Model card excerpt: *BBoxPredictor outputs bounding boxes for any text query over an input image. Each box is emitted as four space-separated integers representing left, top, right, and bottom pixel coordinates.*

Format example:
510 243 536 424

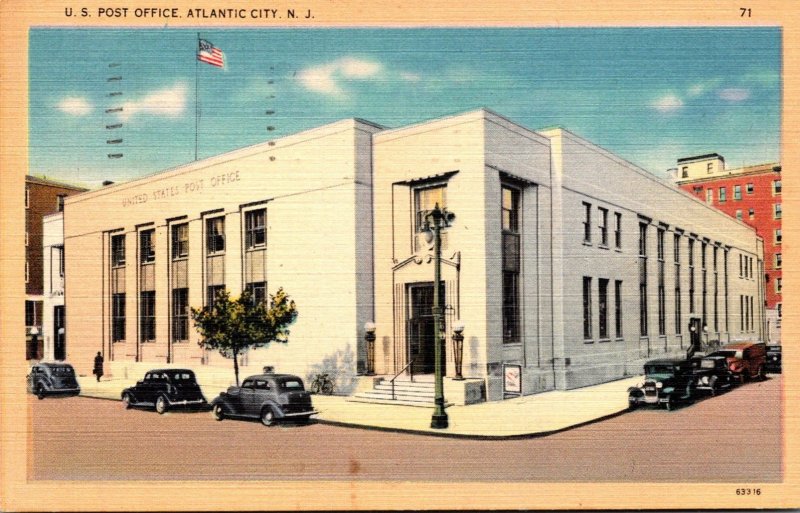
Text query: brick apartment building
25 175 87 360
673 154 782 343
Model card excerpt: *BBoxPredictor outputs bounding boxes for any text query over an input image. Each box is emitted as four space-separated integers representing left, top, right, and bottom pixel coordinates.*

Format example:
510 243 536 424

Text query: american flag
197 39 224 68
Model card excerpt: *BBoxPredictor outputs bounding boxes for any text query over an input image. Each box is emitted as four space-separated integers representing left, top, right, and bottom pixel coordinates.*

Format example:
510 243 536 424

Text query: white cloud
651 94 684 113
58 97 92 116
719 88 750 102
297 57 383 97
119 83 188 121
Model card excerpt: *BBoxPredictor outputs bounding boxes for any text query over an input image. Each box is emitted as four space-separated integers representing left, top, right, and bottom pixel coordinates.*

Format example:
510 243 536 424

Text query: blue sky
29 28 781 187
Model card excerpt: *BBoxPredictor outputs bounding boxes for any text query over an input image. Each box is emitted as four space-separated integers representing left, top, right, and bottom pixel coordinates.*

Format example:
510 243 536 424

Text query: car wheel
36 384 45 400
212 404 225 421
709 377 718 397
261 407 275 427
155 395 169 415
122 393 133 409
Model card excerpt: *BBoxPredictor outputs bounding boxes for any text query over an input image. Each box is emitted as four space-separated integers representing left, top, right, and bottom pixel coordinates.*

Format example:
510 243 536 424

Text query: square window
245 209 267 249
746 183 754 194
748 208 755 220
735 210 742 221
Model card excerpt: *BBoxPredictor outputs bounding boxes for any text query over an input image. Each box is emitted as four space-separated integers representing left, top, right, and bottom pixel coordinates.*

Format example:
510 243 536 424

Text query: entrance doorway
406 282 445 375
54 306 66 361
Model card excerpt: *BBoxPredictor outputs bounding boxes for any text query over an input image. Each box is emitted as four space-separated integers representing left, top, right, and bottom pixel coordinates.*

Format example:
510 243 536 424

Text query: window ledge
583 339 594 344
598 338 611 343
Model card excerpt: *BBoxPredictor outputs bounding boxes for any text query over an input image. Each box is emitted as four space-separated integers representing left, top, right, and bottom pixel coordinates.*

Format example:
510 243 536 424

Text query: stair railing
389 358 415 400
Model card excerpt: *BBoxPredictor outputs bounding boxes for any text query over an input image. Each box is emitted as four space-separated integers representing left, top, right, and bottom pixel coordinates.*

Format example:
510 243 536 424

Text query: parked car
691 355 736 396
121 369 207 414
27 362 81 399
628 359 696 411
706 342 767 383
210 372 317 426
765 345 782 374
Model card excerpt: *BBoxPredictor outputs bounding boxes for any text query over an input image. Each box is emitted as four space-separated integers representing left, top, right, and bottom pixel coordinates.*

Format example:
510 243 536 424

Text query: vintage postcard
1 0 798 510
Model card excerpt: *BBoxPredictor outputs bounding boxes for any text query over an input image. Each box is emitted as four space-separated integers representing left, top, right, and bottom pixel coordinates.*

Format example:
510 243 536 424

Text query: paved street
28 376 781 482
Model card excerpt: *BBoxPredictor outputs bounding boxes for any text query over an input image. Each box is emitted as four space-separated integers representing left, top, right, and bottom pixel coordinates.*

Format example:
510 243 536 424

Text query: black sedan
765 345 781 374
210 372 317 426
27 362 81 399
121 369 207 414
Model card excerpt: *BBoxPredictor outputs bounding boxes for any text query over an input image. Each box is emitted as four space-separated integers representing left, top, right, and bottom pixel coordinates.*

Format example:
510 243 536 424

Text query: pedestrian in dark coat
93 352 104 382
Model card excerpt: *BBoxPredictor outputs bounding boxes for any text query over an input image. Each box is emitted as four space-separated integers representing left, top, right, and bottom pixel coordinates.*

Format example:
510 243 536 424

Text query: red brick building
26 176 87 359
674 154 782 342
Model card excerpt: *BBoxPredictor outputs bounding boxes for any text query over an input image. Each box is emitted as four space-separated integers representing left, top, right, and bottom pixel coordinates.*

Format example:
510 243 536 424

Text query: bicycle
309 373 335 395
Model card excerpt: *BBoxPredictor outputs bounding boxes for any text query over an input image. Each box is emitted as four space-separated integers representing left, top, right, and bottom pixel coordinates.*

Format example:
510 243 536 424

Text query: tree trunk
233 345 240 386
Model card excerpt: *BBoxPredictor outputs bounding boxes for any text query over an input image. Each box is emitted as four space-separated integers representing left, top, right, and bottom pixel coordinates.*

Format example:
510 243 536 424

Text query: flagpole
195 32 199 161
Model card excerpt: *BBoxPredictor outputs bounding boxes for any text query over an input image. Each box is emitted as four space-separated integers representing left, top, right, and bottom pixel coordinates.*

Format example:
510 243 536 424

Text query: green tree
190 288 298 386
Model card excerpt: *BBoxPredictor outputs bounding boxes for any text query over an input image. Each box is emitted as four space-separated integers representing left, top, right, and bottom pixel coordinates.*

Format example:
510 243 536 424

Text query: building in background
25 176 86 360
673 154 782 343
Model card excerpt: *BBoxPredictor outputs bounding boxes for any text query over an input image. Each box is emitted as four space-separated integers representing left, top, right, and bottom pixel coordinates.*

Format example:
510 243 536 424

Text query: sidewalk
77 374 643 438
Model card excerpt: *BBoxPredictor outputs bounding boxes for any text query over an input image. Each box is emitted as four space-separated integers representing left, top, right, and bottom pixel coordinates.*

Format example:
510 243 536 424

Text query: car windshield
51 366 74 376
280 379 304 390
645 365 673 375
700 359 717 369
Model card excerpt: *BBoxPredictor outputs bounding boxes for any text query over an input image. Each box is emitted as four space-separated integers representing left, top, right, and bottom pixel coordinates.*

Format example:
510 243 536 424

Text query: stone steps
348 378 447 407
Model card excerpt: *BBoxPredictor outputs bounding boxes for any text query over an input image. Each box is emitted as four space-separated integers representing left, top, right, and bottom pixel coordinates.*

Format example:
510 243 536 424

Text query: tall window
57 194 66 212
774 204 782 219
724 250 729 332
776 277 782 294
206 217 225 254
614 212 622 249
638 222 648 337
111 234 126 267
776 229 782 244
25 186 29 208
614 280 623 339
657 228 666 336
583 202 592 243
735 210 742 221
674 233 681 334
25 300 38 326
598 207 609 246
713 246 719 332
681 166 688 178
172 223 189 259
688 239 695 313
746 183 754 195
502 185 521 344
112 293 126 342
414 185 446 233
719 187 727 203
139 291 156 342
583 276 593 340
701 242 707 327
598 278 609 340
55 245 65 278
140 229 155 264
775 253 782 269
245 209 267 249
734 185 742 200
774 180 782 195
172 288 189 342
706 189 713 204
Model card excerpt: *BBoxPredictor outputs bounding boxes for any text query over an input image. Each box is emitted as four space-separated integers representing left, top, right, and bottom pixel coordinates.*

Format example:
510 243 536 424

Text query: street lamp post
424 203 454 429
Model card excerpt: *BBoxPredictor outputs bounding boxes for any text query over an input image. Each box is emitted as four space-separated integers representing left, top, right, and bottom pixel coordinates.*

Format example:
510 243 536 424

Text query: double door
406 282 445 375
